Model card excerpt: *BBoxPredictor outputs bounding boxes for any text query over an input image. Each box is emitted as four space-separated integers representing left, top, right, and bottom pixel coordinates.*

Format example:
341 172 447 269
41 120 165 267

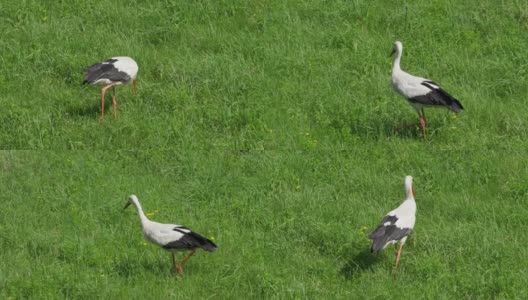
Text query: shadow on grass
340 248 381 279
330 116 424 140
66 102 103 118
113 258 169 277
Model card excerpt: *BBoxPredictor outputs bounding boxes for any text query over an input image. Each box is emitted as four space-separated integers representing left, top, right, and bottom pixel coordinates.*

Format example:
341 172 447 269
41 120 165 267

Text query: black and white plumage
124 195 216 275
391 41 464 137
83 57 138 122
369 176 416 274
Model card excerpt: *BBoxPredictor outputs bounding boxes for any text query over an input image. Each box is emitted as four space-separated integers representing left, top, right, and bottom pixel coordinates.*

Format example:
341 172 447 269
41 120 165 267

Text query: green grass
1 0 526 149
1 151 528 298
1 0 528 298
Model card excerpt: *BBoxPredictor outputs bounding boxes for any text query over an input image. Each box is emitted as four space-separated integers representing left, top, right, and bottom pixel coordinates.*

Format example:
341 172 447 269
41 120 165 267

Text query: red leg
420 109 427 138
419 116 426 138
112 86 118 120
99 84 113 123
176 250 196 275
133 80 138 96
392 243 404 275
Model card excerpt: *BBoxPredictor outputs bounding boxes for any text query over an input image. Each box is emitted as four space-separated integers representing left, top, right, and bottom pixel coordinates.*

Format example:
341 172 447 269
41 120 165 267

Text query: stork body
124 195 216 275
369 176 416 274
83 57 138 122
391 41 463 137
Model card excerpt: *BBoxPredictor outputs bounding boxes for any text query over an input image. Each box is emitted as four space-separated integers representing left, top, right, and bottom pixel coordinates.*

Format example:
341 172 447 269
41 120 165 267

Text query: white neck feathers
129 195 150 226
404 176 414 200
392 47 402 75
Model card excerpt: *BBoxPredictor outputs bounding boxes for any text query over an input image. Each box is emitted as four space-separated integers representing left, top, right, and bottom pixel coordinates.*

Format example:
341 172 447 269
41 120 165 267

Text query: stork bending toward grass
391 41 463 137
369 176 416 275
124 195 217 276
83 57 138 122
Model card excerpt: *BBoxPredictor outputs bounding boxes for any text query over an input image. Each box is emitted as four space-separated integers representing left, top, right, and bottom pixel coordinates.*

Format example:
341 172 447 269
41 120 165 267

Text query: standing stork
391 41 464 137
369 176 416 275
124 195 217 275
83 57 138 122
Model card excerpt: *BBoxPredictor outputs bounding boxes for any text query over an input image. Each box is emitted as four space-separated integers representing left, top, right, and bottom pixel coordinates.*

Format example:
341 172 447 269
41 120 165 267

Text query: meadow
1 0 528 298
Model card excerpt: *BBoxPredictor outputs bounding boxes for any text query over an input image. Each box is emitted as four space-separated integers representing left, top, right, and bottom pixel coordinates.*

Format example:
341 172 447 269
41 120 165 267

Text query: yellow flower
146 210 158 217
142 242 148 246
359 226 369 237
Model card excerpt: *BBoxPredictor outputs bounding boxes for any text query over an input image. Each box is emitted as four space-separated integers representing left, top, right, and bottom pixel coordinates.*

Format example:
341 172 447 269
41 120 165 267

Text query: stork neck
392 49 402 74
131 200 149 226
405 180 415 200
405 194 415 202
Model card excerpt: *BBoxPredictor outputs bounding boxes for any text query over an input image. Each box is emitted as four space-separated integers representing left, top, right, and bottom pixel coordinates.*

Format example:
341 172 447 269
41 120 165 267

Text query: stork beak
412 186 416 198
389 48 396 57
123 202 131 210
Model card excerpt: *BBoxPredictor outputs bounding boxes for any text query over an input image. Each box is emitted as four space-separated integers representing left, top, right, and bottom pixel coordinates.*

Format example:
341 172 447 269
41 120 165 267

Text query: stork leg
419 109 427 138
112 86 118 120
392 243 404 275
171 253 178 273
99 84 114 123
133 79 138 96
176 250 196 275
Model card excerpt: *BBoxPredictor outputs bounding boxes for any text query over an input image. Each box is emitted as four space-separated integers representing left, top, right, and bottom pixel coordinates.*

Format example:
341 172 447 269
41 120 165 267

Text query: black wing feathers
83 60 130 84
163 227 217 252
408 80 464 113
369 215 412 252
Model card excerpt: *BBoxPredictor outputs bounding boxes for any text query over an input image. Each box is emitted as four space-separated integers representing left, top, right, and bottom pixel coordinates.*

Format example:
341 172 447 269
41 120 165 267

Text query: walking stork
391 41 464 137
369 176 416 274
123 195 217 276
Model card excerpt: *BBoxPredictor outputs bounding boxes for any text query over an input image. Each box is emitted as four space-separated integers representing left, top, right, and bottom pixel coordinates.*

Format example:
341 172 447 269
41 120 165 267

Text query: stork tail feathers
201 239 217 252
435 87 464 113
370 240 385 253
188 231 217 252
369 228 385 252
449 98 464 113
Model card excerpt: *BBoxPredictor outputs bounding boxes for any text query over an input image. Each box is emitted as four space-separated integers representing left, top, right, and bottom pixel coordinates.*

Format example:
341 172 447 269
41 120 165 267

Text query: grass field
1 0 528 298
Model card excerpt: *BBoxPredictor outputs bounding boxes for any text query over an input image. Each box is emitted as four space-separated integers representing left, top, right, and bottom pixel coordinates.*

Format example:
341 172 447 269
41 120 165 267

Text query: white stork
83 57 138 122
369 176 416 274
391 41 464 137
124 195 217 275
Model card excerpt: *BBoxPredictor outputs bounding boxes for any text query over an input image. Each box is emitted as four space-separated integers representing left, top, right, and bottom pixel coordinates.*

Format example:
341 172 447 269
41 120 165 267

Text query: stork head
404 175 415 199
124 194 139 210
391 41 403 57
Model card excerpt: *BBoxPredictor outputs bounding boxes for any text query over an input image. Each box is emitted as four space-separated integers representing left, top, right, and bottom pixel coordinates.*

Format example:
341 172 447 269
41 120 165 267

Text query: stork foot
176 264 184 275
171 265 183 275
